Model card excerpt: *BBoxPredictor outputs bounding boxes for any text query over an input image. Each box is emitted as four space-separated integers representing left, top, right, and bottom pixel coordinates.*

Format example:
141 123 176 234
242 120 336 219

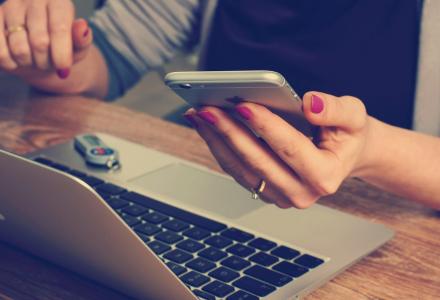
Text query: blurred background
73 0 197 120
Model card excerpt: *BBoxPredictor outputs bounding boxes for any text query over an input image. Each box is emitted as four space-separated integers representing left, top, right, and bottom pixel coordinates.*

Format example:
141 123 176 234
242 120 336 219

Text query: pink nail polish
311 94 324 114
184 114 198 128
57 68 70 79
83 28 90 38
197 111 217 125
236 106 252 120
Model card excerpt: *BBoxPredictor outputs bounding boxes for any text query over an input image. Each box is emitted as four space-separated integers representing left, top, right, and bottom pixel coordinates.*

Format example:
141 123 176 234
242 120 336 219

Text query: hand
0 0 93 79
184 92 373 209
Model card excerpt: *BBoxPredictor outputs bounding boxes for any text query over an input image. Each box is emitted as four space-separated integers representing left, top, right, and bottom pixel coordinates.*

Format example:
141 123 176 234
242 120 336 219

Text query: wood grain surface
0 78 439 300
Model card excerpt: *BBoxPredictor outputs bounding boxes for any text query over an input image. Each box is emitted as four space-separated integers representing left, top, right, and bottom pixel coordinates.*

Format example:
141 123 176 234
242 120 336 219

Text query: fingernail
236 106 252 120
184 114 198 128
311 94 324 114
57 68 70 79
197 111 217 125
83 28 90 38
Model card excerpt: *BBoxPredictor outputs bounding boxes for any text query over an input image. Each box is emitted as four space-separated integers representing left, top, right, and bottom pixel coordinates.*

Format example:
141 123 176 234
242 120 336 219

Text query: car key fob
74 134 120 169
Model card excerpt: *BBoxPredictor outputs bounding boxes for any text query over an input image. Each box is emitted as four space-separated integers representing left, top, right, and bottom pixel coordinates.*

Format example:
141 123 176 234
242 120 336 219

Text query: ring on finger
251 179 266 200
6 25 27 36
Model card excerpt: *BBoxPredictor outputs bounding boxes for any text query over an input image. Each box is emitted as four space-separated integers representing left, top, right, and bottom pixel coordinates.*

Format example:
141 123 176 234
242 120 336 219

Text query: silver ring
251 179 266 200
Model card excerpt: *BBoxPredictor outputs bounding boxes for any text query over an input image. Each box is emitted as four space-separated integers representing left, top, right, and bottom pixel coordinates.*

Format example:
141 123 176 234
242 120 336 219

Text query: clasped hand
0 0 91 77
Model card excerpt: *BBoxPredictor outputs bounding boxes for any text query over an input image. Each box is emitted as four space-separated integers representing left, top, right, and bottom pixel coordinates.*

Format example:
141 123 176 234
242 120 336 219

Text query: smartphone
164 70 312 136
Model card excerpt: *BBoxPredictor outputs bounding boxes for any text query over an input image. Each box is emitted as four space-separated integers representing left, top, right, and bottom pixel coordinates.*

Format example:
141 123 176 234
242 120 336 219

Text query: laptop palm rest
129 163 264 219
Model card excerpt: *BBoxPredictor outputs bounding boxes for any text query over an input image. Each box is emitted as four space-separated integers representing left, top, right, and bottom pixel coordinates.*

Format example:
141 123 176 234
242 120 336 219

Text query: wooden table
0 77 439 300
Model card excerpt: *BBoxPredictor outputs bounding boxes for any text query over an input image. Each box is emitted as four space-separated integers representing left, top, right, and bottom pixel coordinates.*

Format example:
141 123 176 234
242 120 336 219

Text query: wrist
350 116 388 180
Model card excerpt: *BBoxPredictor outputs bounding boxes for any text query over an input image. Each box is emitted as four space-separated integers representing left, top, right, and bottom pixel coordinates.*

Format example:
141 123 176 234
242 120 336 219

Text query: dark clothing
204 0 420 129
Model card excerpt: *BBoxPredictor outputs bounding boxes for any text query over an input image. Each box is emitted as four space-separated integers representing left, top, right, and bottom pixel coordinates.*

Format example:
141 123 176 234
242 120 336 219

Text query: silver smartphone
165 70 312 136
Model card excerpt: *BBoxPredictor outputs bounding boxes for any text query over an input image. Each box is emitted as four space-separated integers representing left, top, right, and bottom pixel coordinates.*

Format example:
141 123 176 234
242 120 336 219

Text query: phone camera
179 83 192 89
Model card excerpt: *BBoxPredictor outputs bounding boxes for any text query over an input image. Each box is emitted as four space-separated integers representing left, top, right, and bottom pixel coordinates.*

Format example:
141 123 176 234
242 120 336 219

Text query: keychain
74 134 120 170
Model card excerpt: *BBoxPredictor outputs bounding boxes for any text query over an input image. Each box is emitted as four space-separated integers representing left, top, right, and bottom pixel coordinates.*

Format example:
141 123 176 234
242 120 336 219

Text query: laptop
0 133 393 299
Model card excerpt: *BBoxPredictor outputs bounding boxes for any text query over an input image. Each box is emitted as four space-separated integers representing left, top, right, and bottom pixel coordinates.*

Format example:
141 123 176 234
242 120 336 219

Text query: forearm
15 45 108 99
357 117 440 209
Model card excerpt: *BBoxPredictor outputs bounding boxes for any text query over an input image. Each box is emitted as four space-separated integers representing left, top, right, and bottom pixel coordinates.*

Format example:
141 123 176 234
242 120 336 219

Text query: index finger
48 0 74 70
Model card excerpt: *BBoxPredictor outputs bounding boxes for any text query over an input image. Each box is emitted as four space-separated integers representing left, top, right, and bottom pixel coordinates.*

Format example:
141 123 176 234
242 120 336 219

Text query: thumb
72 18 93 61
303 91 368 132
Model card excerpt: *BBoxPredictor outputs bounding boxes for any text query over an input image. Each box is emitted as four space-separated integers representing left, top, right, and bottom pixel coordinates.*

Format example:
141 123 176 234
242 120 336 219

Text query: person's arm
184 92 440 210
14 43 109 98
356 118 440 208
0 0 201 99
88 0 202 100
0 0 107 96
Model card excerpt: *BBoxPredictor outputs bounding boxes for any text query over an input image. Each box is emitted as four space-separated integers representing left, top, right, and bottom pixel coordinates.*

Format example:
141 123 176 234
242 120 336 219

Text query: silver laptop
0 133 393 299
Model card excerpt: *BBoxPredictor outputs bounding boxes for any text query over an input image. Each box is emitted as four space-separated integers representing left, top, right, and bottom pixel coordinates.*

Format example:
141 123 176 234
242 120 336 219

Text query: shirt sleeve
89 0 202 100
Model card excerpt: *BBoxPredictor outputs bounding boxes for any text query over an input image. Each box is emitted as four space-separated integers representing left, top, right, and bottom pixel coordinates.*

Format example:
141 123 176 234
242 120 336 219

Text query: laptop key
244 265 292 287
121 214 141 227
183 227 211 240
249 252 279 266
176 239 205 253
221 228 254 243
248 238 277 252
155 231 183 244
134 222 161 236
186 257 216 273
96 183 126 195
81 176 104 187
294 254 324 269
226 290 259 300
221 256 251 271
205 235 233 249
142 212 169 224
137 233 151 244
209 267 240 282
232 276 276 297
272 261 308 278
193 290 215 300
198 247 228 262
122 204 149 217
121 192 227 232
164 249 193 264
97 191 114 201
166 262 187 276
97 191 112 200
226 244 255 258
34 157 54 166
203 280 235 297
106 197 130 209
67 169 87 178
162 219 190 232
50 162 71 172
147 241 171 255
180 271 210 287
271 246 300 260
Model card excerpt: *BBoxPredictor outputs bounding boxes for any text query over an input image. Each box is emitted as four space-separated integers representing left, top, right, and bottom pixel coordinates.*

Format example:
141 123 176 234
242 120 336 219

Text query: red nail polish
197 111 217 125
311 94 324 114
83 28 90 38
184 114 198 128
57 68 70 79
236 106 252 120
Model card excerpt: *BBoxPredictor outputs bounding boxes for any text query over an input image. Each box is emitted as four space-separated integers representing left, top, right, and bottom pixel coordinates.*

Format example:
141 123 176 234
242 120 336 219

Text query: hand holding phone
164 70 313 136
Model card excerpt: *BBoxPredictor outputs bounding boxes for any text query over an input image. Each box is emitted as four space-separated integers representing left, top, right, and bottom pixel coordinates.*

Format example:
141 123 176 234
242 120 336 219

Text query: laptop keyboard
33 157 326 299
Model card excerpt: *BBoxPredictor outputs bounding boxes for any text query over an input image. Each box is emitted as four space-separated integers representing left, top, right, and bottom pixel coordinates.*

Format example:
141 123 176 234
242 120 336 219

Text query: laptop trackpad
129 163 264 219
